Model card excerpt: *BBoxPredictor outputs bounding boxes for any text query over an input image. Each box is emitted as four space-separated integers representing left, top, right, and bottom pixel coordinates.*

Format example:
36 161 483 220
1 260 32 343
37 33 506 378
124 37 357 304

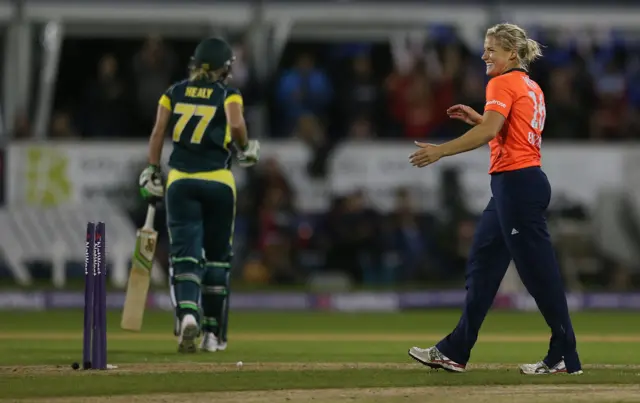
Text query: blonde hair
189 68 217 82
486 23 543 70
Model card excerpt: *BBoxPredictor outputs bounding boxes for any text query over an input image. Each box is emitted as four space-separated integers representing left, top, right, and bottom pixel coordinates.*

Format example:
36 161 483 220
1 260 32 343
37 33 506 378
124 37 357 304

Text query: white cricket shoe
408 346 466 372
177 314 199 354
200 332 218 352
519 360 583 375
200 332 227 352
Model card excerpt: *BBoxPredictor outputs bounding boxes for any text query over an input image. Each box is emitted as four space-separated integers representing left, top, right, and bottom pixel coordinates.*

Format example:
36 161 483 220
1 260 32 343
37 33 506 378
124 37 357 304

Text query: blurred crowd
11 25 640 289
235 159 478 287
13 26 640 142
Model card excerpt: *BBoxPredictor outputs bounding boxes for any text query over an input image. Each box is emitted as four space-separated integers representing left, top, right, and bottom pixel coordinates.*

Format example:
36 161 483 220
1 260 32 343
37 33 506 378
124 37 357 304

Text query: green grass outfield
0 310 639 402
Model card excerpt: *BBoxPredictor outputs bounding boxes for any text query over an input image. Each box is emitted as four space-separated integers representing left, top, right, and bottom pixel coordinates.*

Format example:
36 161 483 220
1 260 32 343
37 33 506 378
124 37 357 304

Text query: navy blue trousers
436 167 581 372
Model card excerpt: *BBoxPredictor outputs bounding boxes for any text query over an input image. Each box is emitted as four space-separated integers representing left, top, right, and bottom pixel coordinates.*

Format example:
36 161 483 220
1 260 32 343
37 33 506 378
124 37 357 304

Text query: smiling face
482 35 517 77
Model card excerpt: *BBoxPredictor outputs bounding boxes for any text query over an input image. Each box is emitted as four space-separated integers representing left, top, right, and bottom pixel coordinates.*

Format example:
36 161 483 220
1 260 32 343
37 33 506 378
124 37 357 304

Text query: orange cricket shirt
485 69 545 174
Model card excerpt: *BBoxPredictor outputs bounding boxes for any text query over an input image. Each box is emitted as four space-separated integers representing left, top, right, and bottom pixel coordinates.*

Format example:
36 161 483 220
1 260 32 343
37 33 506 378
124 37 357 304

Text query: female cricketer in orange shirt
408 23 583 375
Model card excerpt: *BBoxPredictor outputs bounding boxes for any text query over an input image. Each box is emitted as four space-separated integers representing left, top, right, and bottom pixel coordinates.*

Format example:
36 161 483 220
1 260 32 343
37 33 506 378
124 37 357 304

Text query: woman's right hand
446 104 483 126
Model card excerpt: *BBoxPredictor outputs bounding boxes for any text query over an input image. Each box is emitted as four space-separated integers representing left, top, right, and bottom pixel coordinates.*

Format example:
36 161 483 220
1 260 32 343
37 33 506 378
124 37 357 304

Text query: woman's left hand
409 141 444 168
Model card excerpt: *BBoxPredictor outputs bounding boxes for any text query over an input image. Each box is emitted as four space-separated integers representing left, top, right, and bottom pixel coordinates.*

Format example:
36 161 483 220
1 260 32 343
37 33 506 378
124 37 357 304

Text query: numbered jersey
159 79 243 173
484 69 545 174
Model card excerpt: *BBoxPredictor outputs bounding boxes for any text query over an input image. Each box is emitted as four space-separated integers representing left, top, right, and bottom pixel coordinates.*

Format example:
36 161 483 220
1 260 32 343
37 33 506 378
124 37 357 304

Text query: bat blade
121 228 157 331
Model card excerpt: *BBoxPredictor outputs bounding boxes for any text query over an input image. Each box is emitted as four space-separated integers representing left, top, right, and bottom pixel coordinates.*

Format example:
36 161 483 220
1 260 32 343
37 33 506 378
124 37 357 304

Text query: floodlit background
1 0 640 311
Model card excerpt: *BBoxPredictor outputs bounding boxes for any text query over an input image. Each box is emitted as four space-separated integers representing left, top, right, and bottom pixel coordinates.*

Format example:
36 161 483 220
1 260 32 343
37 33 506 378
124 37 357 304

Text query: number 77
172 103 218 144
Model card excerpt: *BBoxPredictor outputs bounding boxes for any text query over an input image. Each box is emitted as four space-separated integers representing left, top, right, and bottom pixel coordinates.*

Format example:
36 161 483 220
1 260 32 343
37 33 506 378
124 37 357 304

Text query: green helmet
190 37 235 80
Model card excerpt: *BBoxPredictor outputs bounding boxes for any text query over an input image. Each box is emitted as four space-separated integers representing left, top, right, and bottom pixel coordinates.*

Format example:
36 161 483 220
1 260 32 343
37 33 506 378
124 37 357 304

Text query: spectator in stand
132 35 177 132
544 67 590 139
227 41 262 106
628 107 640 138
385 30 456 139
275 53 333 136
295 114 327 150
386 60 453 139
590 59 630 140
253 157 296 213
245 157 296 249
347 116 376 140
50 111 80 139
294 114 333 177
325 190 383 284
82 54 131 138
626 54 640 138
258 186 299 284
383 187 428 282
338 52 383 134
13 110 31 139
449 69 486 138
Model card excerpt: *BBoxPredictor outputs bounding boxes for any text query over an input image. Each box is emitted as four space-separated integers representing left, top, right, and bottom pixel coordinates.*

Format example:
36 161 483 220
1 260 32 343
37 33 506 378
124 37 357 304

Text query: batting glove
139 165 164 202
237 140 260 168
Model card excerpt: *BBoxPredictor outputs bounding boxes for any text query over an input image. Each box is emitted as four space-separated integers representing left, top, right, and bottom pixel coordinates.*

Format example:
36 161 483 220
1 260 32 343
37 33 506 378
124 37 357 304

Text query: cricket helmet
190 37 235 80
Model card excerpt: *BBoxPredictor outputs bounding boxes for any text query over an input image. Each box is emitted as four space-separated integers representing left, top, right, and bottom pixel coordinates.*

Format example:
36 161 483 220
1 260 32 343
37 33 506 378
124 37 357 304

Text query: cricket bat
121 204 157 331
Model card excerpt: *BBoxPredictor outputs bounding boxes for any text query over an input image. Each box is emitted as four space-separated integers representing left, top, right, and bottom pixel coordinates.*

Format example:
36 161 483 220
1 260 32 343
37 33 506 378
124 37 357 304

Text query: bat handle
143 204 156 230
